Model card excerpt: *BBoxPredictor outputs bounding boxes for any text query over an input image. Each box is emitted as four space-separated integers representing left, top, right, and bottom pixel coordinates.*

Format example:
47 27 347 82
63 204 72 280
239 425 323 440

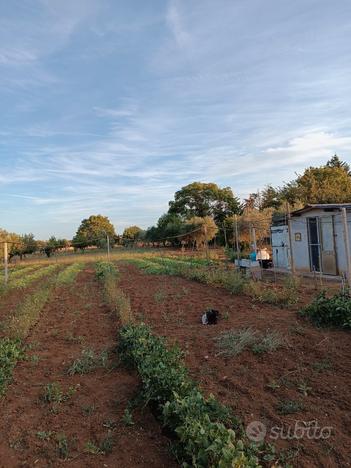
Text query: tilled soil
118 264 351 468
0 267 175 468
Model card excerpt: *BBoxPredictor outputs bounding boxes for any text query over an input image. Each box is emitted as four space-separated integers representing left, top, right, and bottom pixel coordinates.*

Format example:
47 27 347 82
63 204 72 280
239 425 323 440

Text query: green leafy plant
300 290 351 328
118 323 259 467
278 400 304 415
56 433 69 459
0 338 24 395
121 408 134 426
42 382 77 404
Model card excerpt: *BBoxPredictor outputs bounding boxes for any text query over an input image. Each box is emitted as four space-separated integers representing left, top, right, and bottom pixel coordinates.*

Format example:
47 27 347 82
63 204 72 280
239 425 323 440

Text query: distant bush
300 291 351 329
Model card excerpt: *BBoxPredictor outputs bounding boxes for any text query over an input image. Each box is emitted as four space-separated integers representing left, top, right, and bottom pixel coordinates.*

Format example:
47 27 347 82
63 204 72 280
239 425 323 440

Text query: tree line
1 155 350 259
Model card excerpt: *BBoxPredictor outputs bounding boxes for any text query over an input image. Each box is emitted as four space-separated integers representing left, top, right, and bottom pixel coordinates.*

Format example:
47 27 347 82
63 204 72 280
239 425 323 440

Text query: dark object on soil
202 309 219 325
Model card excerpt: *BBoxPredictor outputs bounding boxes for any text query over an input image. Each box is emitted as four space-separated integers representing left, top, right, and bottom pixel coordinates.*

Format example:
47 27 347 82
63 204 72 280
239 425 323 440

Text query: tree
122 226 143 241
73 215 116 249
183 216 218 249
260 185 281 210
326 154 350 174
168 182 240 224
259 156 351 208
43 236 59 258
0 228 21 261
156 213 184 244
9 233 38 260
293 165 351 204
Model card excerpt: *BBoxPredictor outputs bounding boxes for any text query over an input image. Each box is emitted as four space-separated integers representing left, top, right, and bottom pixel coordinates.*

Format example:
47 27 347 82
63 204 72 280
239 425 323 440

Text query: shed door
307 217 321 272
320 216 337 275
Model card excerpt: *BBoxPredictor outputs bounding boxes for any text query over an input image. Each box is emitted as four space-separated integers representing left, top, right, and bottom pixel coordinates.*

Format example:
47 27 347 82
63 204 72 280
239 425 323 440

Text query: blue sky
1 0 351 239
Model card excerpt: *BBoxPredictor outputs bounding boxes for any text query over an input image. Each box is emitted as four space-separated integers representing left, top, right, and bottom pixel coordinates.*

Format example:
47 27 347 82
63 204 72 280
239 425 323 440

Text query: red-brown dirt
118 264 351 468
0 268 175 467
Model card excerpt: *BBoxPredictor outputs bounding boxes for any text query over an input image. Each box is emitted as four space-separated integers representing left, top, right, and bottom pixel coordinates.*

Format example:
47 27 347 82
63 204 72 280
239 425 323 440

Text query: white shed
271 204 351 276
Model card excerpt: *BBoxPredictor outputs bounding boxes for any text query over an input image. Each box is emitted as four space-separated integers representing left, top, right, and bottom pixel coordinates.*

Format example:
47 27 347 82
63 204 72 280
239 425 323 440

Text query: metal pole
287 203 296 275
4 242 8 286
235 215 240 261
252 227 257 253
204 224 209 262
107 234 110 261
341 207 351 288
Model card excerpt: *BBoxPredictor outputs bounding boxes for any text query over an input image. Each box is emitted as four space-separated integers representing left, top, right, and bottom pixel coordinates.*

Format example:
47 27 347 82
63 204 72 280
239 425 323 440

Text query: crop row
126 256 299 306
95 261 132 324
0 262 85 396
118 323 259 467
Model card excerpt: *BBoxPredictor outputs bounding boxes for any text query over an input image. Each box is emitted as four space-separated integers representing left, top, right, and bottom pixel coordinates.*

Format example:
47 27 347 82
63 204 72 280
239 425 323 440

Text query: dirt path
0 267 175 467
118 264 351 468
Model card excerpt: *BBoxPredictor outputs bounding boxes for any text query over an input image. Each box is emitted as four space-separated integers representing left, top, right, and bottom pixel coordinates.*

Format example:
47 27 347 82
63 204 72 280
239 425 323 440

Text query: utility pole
341 207 351 288
106 234 110 261
4 242 8 286
286 202 296 275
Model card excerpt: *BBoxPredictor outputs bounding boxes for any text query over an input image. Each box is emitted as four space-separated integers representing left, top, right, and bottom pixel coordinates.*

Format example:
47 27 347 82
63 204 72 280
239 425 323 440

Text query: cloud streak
1 0 351 238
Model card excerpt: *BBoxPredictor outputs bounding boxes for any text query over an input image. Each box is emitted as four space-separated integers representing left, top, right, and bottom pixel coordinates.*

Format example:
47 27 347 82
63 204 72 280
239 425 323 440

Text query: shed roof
291 203 351 216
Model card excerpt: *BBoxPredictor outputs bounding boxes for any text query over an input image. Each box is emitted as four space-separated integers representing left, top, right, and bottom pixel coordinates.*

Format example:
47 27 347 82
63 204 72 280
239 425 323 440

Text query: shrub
118 323 259 467
300 290 351 329
95 261 119 279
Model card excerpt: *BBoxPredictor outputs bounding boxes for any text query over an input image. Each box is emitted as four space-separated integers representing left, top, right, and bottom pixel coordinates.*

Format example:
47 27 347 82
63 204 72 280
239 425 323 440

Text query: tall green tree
73 215 116 249
168 182 240 224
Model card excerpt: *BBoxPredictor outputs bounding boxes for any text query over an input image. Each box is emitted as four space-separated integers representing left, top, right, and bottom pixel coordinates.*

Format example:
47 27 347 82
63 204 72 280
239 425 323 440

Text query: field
0 250 350 467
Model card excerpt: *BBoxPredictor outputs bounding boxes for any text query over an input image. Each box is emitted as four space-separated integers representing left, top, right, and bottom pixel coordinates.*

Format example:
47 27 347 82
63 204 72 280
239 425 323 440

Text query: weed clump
215 328 284 357
67 348 108 375
300 290 351 328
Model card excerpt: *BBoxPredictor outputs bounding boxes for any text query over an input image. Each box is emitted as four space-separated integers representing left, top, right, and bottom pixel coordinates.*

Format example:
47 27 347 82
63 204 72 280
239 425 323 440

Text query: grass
215 328 284 357
311 359 332 372
2 284 53 339
5 263 60 290
67 347 109 375
214 328 258 356
56 263 84 285
95 261 133 324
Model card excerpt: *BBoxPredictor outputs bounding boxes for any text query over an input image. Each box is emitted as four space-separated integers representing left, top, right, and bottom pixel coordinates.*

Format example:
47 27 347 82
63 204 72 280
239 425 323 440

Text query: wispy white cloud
1 0 351 238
